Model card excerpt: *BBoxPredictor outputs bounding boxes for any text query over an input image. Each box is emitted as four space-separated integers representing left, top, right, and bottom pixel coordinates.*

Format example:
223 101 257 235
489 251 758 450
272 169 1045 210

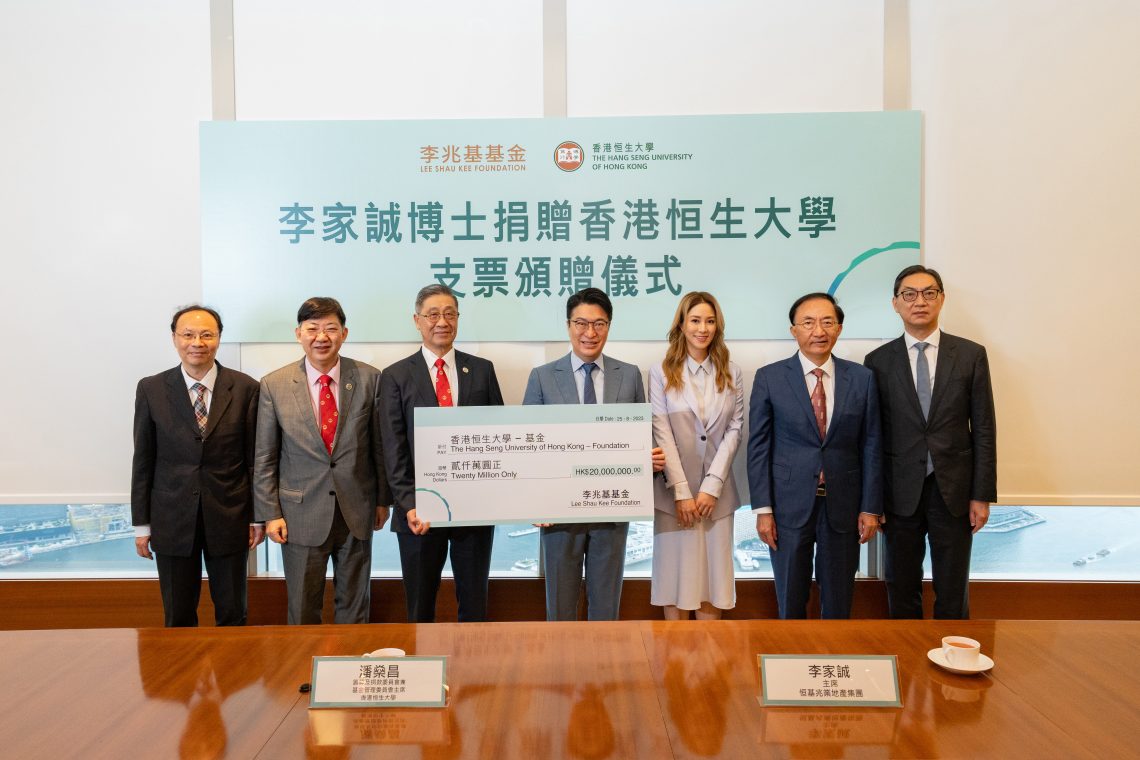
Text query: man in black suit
864 265 997 619
380 284 504 622
132 305 263 626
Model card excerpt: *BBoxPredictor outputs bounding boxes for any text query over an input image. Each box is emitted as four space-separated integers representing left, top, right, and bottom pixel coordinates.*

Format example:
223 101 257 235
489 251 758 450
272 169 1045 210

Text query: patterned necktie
191 383 208 434
915 342 934 474
810 368 827 439
435 358 453 407
810 368 826 484
318 374 337 454
581 362 598 404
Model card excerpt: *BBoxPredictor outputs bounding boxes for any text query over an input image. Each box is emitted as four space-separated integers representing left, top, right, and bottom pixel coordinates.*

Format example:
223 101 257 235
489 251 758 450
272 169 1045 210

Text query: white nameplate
310 656 447 708
413 403 654 526
758 655 901 707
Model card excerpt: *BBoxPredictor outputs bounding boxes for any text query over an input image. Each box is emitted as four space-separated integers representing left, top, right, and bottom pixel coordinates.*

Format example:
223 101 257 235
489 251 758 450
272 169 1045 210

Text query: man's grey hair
414 283 458 313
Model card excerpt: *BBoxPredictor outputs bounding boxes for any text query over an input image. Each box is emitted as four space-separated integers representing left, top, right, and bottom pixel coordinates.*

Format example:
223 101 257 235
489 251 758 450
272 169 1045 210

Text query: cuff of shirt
753 506 773 514
698 474 724 499
134 525 150 538
671 481 693 501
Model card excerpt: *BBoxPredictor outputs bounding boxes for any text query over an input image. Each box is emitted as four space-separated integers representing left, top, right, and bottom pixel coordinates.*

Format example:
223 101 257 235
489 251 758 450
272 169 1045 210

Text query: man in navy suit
380 284 504 623
132 305 263 627
748 293 883 619
864 265 996 619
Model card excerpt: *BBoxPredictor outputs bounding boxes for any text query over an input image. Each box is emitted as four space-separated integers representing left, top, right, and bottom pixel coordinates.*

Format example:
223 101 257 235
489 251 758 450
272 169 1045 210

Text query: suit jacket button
194 436 202 442
328 491 335 496
700 435 707 441
192 490 200 496
329 462 336 468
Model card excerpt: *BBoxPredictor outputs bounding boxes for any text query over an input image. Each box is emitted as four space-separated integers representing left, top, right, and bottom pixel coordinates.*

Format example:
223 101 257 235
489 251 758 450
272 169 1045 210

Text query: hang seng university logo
554 141 584 172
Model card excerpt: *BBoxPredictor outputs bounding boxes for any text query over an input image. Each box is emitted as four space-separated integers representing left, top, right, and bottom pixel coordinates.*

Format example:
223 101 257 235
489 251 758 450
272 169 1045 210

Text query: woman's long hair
662 291 734 393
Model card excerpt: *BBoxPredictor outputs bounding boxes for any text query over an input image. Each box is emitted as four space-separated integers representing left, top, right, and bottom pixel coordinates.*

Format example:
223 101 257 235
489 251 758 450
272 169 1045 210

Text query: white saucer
927 648 994 675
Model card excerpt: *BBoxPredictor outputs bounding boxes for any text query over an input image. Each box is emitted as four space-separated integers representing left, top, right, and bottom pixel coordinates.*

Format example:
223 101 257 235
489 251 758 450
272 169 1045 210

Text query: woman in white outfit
650 291 744 620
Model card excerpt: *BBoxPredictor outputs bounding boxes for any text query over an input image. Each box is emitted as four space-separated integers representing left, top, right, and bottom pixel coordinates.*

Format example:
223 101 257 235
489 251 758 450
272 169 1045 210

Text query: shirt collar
685 354 712 376
181 363 218 392
422 345 456 370
305 357 341 386
903 326 942 351
570 352 604 373
797 351 835 377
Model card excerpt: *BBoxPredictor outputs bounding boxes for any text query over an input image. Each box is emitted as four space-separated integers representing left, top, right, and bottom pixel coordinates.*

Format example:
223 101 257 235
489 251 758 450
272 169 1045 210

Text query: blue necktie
915 342 933 474
581 362 597 404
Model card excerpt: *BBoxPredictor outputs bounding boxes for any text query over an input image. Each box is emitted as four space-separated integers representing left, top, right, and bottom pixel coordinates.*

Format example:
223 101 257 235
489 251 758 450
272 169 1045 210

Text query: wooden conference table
1 619 1135 758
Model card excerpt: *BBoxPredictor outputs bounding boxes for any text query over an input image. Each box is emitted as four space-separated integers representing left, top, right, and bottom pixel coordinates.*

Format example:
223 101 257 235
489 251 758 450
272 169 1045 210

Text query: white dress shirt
182 363 218 413
798 351 835 433
903 327 941 392
687 355 715 425
422 346 459 401
304 357 341 422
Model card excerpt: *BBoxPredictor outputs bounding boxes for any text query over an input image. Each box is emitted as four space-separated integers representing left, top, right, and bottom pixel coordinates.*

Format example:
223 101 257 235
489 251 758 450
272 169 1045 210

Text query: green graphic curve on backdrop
827 241 921 295
414 488 453 521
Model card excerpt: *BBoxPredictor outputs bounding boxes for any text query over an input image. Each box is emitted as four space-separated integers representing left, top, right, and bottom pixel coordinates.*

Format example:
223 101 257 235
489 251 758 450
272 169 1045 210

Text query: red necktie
434 358 453 407
811 368 826 483
318 374 337 454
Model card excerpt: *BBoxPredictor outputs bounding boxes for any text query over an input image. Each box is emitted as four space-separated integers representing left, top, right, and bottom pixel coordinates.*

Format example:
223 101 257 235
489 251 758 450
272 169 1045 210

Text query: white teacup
365 647 406 657
941 636 981 668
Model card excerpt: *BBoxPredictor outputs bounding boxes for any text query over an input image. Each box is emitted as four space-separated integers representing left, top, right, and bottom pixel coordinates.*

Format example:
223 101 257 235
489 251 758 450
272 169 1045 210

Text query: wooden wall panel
0 578 1135 630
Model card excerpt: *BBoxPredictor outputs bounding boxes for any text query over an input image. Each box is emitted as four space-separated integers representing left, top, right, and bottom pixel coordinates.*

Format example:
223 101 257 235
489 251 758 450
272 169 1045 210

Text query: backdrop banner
201 111 920 342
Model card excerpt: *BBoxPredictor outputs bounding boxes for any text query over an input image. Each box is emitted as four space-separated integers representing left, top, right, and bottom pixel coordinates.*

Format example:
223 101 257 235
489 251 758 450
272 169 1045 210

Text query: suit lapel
409 352 439 407
890 338 925 423
679 363 702 421
825 359 853 444
602 355 620 404
332 358 358 450
203 365 234 438
290 359 324 446
928 333 956 421
165 368 200 434
554 355 580 404
782 355 819 437
456 352 473 407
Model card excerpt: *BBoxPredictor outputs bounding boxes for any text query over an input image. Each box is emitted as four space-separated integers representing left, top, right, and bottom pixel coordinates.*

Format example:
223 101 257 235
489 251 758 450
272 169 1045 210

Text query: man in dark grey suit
132 305 263 627
523 288 663 621
254 297 390 625
864 265 996 619
380 284 504 623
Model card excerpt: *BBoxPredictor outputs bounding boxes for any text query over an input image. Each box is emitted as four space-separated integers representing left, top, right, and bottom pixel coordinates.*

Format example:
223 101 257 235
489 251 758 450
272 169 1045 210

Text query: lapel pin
345 383 353 390
462 367 469 374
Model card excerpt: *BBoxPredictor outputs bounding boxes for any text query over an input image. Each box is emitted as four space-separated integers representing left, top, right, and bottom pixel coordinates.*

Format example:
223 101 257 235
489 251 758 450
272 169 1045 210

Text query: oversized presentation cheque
413 403 654 526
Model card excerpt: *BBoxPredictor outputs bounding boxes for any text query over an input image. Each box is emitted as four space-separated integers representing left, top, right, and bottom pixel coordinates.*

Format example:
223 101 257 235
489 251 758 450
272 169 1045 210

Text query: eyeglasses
896 288 943 303
176 331 218 342
569 318 610 333
300 326 343 338
418 310 459 323
794 318 839 332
